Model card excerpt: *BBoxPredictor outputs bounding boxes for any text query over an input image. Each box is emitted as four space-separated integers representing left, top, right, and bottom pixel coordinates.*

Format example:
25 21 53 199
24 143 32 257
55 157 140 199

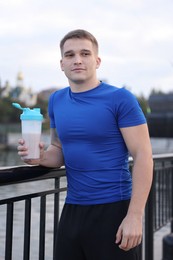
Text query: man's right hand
17 139 45 165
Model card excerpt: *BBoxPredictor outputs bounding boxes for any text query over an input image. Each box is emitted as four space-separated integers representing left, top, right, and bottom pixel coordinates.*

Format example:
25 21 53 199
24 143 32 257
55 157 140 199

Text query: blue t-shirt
48 82 146 205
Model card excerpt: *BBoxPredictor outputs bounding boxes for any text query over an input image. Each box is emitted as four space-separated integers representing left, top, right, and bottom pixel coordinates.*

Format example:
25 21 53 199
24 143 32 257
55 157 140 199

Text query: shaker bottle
12 103 43 159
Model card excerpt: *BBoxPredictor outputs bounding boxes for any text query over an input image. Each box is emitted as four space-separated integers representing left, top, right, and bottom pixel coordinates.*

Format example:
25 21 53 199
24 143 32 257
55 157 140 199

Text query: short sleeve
48 92 56 128
115 88 146 128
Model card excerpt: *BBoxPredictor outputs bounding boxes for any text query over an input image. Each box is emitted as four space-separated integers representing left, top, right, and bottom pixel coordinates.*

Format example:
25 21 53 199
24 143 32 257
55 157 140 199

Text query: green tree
136 95 150 116
0 97 22 123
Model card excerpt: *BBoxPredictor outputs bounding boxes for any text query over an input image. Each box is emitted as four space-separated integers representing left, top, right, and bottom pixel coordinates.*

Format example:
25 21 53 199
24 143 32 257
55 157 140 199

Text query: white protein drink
22 133 41 159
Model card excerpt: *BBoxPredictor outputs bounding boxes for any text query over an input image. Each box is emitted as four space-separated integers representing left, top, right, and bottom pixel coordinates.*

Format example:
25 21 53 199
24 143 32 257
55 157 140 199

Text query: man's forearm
40 144 64 168
127 154 153 216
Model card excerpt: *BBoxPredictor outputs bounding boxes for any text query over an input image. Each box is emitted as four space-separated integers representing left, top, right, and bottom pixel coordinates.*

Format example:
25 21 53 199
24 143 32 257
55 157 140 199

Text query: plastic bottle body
21 120 42 159
12 103 43 160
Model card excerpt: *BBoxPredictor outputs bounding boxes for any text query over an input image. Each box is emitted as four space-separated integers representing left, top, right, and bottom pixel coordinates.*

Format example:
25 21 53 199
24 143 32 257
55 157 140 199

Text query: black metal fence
0 167 66 260
144 154 173 260
0 154 173 260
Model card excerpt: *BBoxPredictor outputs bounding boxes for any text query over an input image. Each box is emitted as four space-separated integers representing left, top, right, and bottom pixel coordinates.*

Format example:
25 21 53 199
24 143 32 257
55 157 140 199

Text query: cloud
0 0 173 97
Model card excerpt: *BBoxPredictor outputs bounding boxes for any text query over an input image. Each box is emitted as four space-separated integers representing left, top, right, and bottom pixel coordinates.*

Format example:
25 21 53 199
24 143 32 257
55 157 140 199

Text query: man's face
60 38 101 86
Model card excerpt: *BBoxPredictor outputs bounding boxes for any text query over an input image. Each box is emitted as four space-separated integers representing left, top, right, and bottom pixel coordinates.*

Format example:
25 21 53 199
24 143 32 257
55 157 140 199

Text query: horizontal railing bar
152 153 173 160
0 165 66 186
0 187 67 205
0 154 173 187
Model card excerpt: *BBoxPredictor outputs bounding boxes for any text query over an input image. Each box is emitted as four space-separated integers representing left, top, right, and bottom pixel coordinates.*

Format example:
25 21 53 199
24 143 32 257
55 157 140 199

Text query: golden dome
17 71 24 81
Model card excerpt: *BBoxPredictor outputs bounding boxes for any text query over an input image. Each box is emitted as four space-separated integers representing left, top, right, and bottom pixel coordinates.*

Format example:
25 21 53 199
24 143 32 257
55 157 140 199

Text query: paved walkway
154 223 171 260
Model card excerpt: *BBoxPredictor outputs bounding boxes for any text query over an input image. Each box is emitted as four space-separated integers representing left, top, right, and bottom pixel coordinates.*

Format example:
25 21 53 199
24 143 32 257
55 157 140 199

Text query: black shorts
54 200 140 260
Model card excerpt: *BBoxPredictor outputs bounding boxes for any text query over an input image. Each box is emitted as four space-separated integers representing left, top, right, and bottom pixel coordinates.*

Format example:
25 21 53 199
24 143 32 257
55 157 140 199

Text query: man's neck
69 79 100 93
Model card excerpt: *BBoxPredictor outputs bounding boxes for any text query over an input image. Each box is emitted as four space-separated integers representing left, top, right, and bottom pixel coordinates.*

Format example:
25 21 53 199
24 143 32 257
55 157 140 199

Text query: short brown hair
60 29 99 54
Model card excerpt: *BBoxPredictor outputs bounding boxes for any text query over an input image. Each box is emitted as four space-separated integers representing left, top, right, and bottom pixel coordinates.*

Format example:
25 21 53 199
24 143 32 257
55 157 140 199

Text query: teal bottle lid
12 103 43 121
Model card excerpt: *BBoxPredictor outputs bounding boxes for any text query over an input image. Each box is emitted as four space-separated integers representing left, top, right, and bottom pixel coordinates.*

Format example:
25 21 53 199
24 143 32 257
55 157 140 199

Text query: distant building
1 80 11 98
1 72 37 106
147 92 173 137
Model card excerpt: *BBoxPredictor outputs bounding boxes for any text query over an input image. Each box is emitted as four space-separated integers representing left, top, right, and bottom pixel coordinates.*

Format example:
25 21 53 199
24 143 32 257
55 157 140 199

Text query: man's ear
96 57 101 69
60 59 64 71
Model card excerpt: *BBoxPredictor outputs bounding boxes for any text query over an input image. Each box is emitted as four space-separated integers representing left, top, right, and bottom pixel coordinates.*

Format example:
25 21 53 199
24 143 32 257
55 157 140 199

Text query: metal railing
144 154 173 260
0 166 66 260
0 154 173 260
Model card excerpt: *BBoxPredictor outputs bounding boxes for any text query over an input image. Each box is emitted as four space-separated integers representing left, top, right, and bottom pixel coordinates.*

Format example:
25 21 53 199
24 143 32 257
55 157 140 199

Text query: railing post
172 159 173 233
162 160 173 260
144 169 155 260
53 177 60 259
23 199 31 260
39 195 46 260
5 203 14 260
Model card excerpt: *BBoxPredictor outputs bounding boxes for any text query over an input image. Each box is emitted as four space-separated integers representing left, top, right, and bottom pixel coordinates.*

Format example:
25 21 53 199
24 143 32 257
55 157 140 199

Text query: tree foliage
136 95 150 116
0 96 49 126
0 97 21 123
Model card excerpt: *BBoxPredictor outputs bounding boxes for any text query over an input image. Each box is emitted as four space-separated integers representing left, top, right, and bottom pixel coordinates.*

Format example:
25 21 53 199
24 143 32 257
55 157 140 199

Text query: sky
0 0 173 98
